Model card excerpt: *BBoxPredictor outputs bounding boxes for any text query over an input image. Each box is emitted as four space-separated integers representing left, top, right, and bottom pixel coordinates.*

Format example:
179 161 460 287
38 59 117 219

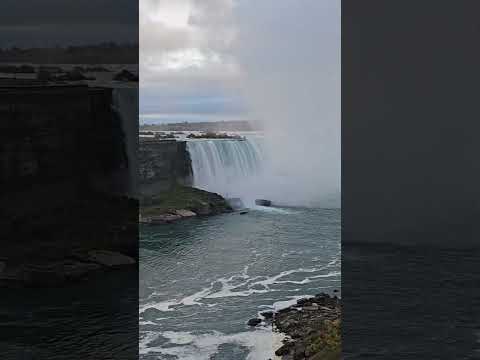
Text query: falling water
186 137 264 202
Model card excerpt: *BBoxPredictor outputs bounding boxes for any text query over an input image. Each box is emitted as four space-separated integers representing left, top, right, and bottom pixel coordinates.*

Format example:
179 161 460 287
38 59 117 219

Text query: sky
140 0 242 123
140 0 340 126
0 0 138 48
140 0 341 205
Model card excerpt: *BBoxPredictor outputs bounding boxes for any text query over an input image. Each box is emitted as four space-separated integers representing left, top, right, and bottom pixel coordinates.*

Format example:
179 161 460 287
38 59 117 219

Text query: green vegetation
307 319 341 360
140 185 232 217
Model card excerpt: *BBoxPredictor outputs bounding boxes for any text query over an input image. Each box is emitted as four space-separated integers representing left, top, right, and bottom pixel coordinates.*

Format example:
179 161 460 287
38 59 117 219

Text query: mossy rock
140 185 232 217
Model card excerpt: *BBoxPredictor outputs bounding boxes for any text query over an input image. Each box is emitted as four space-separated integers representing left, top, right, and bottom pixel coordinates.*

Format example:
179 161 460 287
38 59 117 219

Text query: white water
186 135 339 208
186 137 265 205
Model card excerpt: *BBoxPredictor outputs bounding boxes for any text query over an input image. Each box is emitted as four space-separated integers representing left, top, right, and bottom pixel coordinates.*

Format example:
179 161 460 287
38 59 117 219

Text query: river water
139 205 340 360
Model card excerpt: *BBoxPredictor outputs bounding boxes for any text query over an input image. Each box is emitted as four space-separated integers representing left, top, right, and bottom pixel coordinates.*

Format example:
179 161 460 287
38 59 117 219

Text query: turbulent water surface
139 206 340 360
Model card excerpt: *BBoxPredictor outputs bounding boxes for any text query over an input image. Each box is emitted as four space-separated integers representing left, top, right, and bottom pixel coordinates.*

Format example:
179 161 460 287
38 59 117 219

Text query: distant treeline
0 43 138 64
140 120 262 132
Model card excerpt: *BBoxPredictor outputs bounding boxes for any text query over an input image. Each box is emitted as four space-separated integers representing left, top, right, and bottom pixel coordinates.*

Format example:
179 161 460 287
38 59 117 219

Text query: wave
139 263 339 314
140 329 283 360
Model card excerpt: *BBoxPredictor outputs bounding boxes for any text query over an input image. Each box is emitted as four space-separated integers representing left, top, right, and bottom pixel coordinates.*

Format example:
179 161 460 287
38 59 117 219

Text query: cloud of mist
231 0 341 207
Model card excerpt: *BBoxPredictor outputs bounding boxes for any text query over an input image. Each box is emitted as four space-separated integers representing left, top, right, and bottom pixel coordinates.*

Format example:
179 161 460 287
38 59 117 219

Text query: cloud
140 0 242 121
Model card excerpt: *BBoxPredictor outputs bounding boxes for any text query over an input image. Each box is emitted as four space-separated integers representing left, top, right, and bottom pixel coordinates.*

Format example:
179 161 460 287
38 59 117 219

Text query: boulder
247 318 262 326
149 214 182 223
192 200 211 216
260 311 274 319
275 341 295 356
175 209 197 217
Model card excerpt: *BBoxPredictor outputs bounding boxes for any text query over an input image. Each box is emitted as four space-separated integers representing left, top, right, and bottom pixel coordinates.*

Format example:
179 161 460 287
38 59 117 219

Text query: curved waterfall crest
186 138 264 198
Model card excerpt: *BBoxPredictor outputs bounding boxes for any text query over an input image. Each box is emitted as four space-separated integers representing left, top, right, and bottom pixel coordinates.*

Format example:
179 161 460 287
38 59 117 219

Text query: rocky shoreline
140 185 233 225
247 293 341 360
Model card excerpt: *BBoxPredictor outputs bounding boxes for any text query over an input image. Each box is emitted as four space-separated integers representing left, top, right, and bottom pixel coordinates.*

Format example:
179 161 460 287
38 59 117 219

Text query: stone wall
138 138 192 197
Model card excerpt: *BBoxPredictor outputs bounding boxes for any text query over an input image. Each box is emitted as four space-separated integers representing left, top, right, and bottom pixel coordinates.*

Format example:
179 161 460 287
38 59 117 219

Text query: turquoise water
139 206 340 359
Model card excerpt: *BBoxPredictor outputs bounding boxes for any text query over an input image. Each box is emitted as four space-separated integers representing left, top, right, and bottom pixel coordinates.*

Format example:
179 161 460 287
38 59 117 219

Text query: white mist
231 0 340 208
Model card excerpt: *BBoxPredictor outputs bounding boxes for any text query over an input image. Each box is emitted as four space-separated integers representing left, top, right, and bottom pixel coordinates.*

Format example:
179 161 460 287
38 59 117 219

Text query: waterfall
112 87 138 197
186 138 264 202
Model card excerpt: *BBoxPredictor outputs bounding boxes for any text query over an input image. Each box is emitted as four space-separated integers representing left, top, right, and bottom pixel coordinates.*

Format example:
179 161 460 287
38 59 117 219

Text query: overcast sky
140 0 339 125
0 0 138 48
140 0 241 123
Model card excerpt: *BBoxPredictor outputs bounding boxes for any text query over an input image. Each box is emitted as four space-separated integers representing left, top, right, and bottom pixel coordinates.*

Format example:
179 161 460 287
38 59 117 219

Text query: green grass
140 185 228 216
307 319 341 360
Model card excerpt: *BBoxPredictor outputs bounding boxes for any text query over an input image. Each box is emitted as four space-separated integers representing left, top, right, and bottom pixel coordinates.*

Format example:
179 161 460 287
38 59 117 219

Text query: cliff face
138 139 193 197
0 81 138 283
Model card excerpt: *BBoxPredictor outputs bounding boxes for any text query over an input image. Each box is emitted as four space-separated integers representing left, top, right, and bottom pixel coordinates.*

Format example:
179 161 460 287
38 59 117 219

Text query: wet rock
273 293 341 359
247 318 262 326
255 199 272 206
275 341 295 356
240 211 248 215
297 297 312 306
261 311 274 319
174 209 197 218
192 201 211 216
303 303 319 311
149 213 182 224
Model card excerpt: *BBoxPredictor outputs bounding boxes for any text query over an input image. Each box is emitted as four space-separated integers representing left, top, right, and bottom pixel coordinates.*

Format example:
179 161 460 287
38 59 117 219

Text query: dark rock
255 199 272 206
297 297 312 306
273 294 341 359
247 318 262 326
113 69 138 82
275 341 294 356
261 311 274 319
240 211 248 215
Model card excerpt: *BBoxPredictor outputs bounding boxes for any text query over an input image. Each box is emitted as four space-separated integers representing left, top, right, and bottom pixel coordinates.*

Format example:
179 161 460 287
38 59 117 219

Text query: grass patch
140 185 230 216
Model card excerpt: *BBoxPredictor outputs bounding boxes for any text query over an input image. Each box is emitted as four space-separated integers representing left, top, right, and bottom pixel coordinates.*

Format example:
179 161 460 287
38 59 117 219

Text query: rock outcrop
139 139 193 196
140 185 233 224
246 293 341 360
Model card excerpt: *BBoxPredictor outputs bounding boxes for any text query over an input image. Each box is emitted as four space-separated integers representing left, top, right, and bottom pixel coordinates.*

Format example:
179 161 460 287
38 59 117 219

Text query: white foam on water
139 300 178 313
251 205 294 214
140 329 283 360
140 265 339 313
271 295 313 311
